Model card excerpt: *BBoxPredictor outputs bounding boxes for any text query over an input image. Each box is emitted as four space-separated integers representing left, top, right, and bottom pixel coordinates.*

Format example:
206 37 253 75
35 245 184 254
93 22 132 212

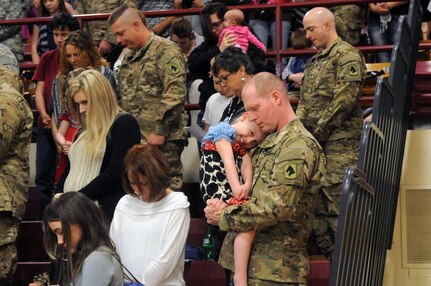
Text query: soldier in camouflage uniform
76 0 138 55
329 4 363 46
109 4 187 192
0 48 33 285
205 72 326 285
297 7 366 258
0 0 32 61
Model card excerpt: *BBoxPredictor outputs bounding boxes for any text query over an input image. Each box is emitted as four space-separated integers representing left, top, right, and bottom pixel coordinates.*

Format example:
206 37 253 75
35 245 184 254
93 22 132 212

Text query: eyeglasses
218 72 232 83
212 20 223 28
213 72 233 84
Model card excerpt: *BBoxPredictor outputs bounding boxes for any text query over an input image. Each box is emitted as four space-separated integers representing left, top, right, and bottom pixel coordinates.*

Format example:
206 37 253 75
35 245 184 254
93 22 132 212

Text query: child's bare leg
234 230 256 286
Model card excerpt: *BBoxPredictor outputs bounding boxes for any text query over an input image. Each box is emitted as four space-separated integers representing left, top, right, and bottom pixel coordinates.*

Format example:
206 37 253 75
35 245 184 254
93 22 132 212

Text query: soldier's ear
323 20 331 31
271 90 281 105
132 20 141 30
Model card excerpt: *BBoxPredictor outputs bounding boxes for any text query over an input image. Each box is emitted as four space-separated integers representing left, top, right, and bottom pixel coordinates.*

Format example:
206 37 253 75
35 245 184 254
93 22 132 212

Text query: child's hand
62 141 72 155
233 184 250 200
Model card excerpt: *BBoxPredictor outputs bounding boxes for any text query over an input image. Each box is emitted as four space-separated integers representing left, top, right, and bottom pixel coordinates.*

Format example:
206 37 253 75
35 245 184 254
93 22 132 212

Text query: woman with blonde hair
60 69 141 221
51 30 120 188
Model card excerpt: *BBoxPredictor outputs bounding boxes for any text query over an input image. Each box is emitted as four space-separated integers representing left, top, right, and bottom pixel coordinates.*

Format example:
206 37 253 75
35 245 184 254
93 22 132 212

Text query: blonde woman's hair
67 69 119 161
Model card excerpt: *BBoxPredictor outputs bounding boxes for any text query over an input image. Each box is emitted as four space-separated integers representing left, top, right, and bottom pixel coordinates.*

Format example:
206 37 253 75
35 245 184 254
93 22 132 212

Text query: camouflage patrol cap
0 44 19 75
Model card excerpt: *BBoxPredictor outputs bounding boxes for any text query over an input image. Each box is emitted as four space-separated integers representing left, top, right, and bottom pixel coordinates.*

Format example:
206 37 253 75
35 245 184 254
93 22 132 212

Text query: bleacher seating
413 61 431 116
4 0 431 285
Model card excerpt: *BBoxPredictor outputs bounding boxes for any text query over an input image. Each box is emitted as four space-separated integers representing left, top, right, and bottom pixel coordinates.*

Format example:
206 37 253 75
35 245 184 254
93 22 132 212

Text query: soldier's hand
219 31 237 52
204 198 227 225
147 133 165 146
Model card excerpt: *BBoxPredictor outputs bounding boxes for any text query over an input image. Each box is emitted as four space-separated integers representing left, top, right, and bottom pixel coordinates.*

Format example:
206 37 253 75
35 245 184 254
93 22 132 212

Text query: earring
241 76 245 81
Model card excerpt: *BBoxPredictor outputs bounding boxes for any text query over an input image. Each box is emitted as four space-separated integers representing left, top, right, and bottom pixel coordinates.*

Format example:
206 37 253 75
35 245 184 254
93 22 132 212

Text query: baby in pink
217 9 267 52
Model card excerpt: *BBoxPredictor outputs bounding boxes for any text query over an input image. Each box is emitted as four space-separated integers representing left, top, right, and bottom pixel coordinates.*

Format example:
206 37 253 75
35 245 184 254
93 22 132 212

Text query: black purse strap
113 255 142 284
98 246 142 284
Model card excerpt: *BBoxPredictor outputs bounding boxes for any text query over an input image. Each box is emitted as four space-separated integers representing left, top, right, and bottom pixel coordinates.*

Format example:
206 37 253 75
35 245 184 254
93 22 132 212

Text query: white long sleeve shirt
110 192 190 286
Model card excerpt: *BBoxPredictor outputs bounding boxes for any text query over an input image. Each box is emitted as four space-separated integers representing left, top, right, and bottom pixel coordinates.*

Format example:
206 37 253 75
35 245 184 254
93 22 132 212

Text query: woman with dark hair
188 2 269 127
38 192 123 285
110 144 190 286
211 46 255 123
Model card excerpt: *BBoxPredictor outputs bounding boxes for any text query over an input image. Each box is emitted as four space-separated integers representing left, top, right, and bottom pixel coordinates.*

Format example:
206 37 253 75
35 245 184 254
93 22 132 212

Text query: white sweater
110 192 190 286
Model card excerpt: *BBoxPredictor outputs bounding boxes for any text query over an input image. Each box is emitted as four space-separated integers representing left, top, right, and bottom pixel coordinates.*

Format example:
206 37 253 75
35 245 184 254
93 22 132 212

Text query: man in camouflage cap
205 72 326 285
0 48 33 285
297 7 366 258
109 4 187 191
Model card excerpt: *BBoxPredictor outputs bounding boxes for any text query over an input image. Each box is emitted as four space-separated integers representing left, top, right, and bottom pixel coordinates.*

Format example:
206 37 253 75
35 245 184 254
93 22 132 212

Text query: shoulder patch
348 63 359 77
344 62 362 81
168 64 180 74
285 164 297 179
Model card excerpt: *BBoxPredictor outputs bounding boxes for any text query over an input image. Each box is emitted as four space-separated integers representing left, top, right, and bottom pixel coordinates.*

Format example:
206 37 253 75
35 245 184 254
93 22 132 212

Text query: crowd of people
1 0 428 285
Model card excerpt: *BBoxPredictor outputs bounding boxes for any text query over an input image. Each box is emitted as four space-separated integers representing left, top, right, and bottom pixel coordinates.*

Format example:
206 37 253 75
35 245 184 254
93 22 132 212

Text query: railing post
275 5 283 73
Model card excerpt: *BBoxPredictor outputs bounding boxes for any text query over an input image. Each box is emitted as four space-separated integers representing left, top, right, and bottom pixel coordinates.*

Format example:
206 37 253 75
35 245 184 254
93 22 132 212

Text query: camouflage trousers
162 140 185 192
0 212 20 285
330 5 363 46
229 275 305 286
312 138 360 257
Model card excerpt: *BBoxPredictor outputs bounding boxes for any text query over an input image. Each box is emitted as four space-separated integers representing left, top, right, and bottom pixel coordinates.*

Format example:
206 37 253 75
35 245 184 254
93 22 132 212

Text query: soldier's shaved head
109 4 151 50
303 7 338 49
305 7 335 27
108 4 146 27
247 72 288 99
242 72 296 133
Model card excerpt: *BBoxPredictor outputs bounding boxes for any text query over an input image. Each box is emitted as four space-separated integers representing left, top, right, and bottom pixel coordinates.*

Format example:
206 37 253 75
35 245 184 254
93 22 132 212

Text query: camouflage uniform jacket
118 32 187 142
0 66 33 220
0 0 32 61
218 119 326 284
296 37 366 143
330 5 363 46
76 0 138 44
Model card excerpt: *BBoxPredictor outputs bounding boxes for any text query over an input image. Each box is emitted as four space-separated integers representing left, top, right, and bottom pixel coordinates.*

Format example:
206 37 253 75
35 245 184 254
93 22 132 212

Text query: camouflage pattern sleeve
0 87 20 158
153 46 187 137
0 0 31 41
313 53 365 142
76 0 128 44
330 5 363 46
0 81 33 219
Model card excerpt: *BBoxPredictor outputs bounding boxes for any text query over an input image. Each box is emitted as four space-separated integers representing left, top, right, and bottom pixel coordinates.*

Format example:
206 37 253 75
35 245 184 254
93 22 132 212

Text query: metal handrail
1 0 425 63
